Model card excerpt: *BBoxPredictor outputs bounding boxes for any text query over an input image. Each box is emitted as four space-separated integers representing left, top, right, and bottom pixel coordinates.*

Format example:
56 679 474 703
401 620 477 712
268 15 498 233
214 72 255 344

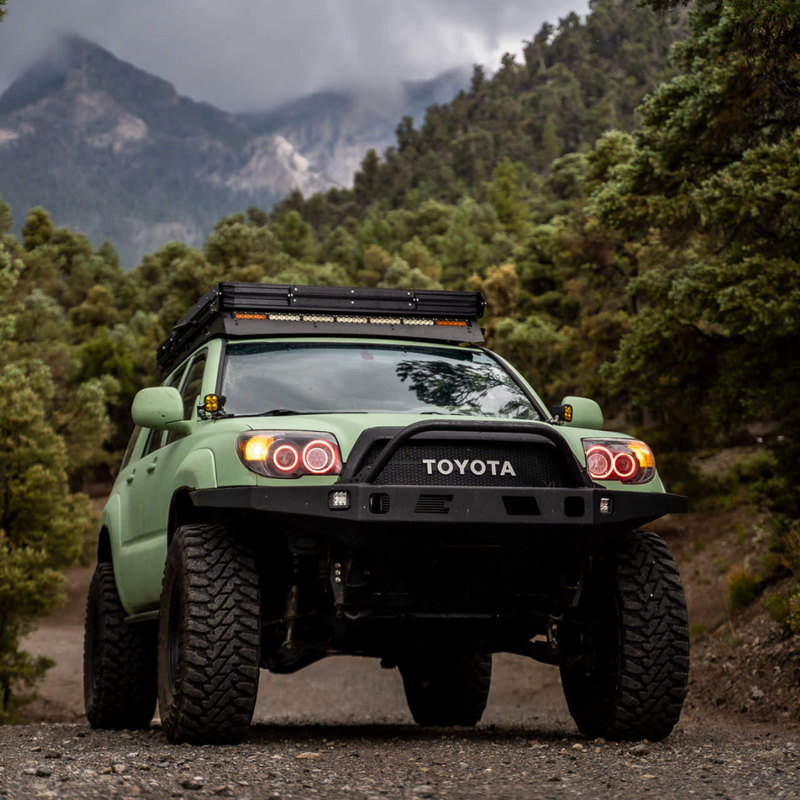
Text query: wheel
560 530 690 741
83 562 157 729
158 524 261 744
399 652 492 726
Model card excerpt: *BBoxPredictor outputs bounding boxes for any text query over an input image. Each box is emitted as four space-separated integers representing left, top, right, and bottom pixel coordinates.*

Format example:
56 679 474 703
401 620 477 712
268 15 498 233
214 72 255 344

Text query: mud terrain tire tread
84 562 157 729
158 524 260 745
561 530 689 741
400 653 492 727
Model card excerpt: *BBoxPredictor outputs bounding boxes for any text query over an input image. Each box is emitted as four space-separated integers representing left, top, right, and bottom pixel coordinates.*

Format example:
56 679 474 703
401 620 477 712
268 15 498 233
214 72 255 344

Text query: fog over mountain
0 0 588 110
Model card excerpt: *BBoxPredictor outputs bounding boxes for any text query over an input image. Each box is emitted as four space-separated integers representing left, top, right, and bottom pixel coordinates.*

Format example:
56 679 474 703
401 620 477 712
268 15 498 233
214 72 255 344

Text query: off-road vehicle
84 283 689 744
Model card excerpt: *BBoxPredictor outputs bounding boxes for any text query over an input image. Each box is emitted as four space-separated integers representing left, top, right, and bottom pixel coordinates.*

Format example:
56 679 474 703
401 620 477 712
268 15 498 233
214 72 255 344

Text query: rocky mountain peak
0 36 466 266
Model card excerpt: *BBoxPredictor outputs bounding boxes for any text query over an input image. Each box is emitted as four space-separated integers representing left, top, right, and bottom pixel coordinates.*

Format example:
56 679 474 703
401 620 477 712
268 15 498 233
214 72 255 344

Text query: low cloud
0 0 587 111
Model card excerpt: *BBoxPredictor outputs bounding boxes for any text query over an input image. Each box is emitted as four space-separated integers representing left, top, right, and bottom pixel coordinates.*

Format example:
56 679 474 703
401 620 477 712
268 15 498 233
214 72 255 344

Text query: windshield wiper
237 409 370 418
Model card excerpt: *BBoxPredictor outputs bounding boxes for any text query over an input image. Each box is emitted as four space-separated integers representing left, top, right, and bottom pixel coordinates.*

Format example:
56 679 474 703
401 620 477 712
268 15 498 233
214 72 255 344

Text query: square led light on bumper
600 496 614 515
328 491 350 510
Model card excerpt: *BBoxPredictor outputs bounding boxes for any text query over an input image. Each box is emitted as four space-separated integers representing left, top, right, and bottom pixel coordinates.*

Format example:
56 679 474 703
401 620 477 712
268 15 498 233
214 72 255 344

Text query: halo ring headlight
586 445 615 480
272 444 300 472
302 439 338 474
613 451 638 480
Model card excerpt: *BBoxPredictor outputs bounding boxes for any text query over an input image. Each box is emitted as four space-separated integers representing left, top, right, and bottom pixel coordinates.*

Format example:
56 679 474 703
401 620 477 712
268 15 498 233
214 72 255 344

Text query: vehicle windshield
222 342 541 420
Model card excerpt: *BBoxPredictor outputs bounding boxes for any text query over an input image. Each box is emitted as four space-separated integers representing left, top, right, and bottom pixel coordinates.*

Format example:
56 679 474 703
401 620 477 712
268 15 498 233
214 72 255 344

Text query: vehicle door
133 350 208 545
111 424 145 549
115 361 191 610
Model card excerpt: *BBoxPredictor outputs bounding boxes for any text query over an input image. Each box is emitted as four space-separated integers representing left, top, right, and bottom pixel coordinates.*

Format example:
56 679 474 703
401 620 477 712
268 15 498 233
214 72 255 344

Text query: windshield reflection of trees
395 359 537 419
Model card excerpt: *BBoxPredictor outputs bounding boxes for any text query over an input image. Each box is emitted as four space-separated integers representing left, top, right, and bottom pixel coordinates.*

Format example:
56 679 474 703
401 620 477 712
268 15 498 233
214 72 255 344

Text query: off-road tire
84 562 157 729
158 524 260 745
400 653 492 726
560 530 689 741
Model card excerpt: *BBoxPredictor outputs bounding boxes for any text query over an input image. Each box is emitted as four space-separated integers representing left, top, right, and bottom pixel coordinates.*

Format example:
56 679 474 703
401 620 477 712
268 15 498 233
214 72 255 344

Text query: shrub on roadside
725 567 760 615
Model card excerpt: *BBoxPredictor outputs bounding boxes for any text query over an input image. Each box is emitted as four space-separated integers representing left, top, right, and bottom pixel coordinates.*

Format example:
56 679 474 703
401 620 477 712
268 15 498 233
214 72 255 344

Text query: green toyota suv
84 283 689 745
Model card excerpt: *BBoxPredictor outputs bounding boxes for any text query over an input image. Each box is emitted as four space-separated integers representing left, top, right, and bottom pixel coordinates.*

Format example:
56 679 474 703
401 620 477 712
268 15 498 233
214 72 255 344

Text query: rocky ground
688 597 800 725
2 716 800 800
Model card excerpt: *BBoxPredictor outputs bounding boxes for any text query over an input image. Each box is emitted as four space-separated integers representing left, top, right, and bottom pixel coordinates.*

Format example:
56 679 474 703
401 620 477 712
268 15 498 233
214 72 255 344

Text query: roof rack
157 283 486 376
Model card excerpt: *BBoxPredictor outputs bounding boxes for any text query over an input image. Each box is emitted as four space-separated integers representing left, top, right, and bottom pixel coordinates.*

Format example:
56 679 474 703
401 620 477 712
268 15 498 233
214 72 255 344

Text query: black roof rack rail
157 283 486 376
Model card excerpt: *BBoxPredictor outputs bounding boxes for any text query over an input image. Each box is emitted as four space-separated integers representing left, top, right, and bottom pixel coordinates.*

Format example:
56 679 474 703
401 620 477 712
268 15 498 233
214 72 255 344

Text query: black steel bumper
190 484 687 532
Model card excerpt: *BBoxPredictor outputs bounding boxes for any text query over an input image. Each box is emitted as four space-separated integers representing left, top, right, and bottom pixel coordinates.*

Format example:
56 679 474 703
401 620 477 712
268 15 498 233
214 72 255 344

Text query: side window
180 356 207 420
167 363 189 392
166 354 207 445
141 427 164 458
120 426 142 470
140 362 189 458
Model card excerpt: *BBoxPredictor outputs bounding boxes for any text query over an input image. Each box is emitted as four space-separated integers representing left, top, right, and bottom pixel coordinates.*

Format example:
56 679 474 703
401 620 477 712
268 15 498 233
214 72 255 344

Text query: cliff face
0 37 334 266
237 69 470 187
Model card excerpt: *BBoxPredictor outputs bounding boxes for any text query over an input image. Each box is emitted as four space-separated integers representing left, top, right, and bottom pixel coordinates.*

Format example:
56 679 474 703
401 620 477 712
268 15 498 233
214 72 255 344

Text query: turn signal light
582 439 656 485
237 431 342 479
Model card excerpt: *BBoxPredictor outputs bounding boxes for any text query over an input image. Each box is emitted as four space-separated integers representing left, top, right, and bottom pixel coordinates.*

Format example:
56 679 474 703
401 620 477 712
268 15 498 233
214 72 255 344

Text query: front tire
84 563 157 729
158 524 261 744
560 530 689 741
400 653 492 727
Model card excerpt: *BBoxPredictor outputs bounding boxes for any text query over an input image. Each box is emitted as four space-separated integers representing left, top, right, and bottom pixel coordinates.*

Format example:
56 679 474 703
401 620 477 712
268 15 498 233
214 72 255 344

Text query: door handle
146 464 157 474
126 475 135 484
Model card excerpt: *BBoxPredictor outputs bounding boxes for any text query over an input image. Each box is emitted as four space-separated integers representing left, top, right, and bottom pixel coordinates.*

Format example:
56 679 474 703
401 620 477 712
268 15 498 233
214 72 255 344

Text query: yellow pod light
627 440 655 469
242 435 273 462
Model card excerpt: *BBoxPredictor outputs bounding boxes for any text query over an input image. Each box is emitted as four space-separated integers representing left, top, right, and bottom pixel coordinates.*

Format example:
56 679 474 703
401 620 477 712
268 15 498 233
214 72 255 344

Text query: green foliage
486 159 529 240
592 0 800 577
763 589 792 629
763 585 800 635
689 622 706 639
0 242 103 721
726 567 760 615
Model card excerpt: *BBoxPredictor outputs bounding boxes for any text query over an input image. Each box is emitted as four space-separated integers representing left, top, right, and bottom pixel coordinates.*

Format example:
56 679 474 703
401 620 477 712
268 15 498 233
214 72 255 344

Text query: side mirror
552 396 604 430
131 387 192 433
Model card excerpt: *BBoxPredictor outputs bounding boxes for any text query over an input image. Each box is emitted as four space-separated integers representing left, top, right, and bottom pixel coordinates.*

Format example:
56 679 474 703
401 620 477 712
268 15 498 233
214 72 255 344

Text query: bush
725 567 760 615
763 587 800 634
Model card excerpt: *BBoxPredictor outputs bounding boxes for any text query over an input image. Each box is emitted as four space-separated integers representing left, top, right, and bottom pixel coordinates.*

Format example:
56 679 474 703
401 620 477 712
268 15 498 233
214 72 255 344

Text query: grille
361 440 571 487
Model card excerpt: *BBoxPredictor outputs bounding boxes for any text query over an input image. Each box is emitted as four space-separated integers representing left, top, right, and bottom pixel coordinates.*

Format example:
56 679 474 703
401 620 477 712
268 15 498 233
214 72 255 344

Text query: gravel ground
4 651 800 800
7 567 800 799
2 717 800 799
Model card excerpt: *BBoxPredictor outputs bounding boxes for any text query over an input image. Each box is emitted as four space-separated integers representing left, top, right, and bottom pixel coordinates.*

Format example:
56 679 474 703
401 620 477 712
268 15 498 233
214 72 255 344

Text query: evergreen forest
1 0 799 717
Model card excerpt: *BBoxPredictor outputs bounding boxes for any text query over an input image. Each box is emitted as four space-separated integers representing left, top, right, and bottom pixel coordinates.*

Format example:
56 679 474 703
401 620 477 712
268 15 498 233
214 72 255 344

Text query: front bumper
191 484 687 532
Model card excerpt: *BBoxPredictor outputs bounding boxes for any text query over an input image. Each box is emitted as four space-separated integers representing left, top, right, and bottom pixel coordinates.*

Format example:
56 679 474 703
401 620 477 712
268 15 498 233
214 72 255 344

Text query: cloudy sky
0 0 587 111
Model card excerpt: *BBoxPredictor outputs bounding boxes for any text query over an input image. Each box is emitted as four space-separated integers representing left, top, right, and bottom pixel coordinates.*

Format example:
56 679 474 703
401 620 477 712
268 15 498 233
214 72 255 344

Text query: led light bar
269 313 302 322
158 282 487 376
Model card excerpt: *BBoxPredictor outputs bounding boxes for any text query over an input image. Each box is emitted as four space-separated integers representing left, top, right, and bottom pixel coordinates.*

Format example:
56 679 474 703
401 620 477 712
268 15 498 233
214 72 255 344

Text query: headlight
237 431 342 479
582 439 655 484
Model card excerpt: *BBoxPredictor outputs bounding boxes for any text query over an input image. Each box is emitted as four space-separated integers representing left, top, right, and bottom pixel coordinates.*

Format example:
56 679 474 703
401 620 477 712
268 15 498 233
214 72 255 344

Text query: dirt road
2 567 800 799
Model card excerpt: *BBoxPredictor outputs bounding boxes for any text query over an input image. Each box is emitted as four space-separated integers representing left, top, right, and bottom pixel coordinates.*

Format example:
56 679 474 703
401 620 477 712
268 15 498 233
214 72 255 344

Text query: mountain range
0 36 468 266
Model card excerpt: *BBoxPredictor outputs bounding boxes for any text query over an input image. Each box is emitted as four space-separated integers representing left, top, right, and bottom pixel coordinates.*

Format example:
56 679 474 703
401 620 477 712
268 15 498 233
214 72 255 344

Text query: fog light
600 496 614 515
328 490 350 510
